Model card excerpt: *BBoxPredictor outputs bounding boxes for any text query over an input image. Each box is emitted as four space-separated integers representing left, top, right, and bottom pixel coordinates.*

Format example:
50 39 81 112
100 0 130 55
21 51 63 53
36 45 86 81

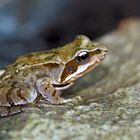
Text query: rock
0 18 140 140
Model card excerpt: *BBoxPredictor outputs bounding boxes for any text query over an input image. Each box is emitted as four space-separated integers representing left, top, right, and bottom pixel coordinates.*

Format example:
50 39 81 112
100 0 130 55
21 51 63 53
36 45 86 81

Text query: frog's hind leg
0 106 22 117
36 77 64 104
0 83 38 107
9 87 38 106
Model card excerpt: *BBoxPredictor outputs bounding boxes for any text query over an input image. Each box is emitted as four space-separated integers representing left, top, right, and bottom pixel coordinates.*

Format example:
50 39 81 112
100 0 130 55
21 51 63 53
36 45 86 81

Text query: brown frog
0 35 108 117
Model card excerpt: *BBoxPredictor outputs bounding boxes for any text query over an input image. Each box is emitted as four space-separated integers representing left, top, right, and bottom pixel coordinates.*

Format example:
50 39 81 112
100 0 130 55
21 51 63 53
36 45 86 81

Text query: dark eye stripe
60 59 79 82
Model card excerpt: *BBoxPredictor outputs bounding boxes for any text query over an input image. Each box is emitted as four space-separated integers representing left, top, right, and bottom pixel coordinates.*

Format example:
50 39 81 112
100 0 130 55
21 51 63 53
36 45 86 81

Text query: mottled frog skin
0 35 108 117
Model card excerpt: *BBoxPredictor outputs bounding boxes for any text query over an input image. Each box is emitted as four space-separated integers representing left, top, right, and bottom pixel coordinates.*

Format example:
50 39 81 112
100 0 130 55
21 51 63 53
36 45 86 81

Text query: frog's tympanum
0 35 108 117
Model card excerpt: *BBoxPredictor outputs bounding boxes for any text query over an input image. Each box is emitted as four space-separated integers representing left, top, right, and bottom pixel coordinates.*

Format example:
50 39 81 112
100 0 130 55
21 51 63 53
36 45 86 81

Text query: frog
0 35 108 117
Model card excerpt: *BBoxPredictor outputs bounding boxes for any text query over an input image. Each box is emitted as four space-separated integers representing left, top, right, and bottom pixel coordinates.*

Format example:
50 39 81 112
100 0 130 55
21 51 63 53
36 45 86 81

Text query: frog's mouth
53 82 73 90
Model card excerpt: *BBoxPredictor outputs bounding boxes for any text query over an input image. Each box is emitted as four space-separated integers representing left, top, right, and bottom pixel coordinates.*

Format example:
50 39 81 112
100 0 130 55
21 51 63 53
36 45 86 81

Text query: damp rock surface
0 19 140 140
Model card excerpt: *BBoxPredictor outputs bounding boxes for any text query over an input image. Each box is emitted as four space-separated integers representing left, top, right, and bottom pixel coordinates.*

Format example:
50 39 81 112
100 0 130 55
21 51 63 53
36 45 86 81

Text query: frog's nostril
101 48 108 53
104 50 108 53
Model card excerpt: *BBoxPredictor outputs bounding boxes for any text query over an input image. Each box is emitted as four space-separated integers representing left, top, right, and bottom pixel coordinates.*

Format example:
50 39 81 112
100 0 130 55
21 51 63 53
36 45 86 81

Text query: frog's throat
53 82 73 90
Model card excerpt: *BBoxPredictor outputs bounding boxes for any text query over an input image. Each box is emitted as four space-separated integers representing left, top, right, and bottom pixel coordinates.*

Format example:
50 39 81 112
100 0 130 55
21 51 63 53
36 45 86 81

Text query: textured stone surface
0 18 140 140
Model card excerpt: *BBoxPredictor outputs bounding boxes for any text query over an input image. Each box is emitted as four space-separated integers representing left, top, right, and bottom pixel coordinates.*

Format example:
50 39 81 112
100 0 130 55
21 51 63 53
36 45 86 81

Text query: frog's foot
49 95 64 105
0 106 22 117
36 78 64 105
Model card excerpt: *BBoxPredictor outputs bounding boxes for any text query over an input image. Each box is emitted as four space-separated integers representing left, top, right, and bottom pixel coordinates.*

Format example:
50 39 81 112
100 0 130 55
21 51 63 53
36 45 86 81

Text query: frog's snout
102 48 108 56
96 44 108 55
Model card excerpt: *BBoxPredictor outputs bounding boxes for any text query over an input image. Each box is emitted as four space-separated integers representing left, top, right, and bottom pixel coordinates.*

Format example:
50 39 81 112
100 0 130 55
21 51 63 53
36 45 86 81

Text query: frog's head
55 35 108 89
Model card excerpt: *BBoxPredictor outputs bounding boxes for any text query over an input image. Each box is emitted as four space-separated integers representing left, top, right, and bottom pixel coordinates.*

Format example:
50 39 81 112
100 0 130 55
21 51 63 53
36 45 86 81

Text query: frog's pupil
76 51 89 64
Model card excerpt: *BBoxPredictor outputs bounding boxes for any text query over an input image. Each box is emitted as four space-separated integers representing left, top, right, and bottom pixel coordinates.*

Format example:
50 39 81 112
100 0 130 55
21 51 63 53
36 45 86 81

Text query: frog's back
14 51 57 66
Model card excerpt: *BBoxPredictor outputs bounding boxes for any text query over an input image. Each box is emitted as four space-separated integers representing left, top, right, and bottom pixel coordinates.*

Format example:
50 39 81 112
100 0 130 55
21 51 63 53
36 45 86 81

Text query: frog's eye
75 51 89 64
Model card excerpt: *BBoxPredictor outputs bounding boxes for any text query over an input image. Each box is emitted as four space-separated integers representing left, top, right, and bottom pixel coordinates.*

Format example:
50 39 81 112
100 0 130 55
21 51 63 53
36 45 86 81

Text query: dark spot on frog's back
44 51 59 61
11 81 18 87
17 89 27 101
36 74 45 79
44 54 56 61
44 56 53 61
6 89 14 105
20 63 29 68
43 63 59 68
0 84 4 88
23 72 28 77
31 66 38 71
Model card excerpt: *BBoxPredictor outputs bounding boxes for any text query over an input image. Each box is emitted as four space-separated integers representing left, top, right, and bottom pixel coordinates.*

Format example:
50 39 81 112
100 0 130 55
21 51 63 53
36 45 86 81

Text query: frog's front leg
36 77 64 104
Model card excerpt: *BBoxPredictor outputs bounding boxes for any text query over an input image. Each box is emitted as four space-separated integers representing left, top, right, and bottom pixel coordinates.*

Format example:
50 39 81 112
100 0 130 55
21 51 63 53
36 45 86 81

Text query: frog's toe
50 97 64 105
